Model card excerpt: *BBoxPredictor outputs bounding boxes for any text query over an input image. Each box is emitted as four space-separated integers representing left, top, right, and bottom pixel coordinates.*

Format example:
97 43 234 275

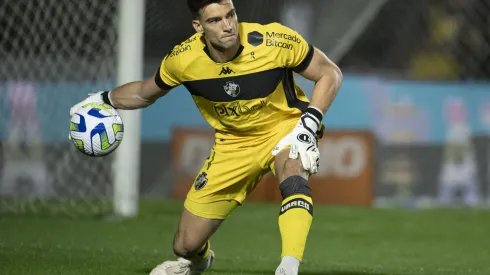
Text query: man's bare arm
300 47 343 114
108 72 170 110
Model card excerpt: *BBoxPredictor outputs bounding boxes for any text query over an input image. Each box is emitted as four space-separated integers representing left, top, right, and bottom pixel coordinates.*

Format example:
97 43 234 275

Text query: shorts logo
195 172 208 190
247 31 264 46
297 133 311 143
223 81 240 98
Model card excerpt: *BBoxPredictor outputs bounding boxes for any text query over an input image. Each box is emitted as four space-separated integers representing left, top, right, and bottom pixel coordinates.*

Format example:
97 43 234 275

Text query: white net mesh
0 0 119 216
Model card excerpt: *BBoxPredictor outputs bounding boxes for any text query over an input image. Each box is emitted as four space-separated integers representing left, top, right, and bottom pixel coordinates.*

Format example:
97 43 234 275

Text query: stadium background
1 1 490 274
2 0 490 212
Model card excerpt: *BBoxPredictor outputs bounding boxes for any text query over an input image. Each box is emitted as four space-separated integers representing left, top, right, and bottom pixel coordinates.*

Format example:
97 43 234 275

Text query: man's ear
192 20 204 33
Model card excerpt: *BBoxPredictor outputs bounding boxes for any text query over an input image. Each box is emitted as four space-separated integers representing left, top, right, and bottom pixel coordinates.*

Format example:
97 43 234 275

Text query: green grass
1 199 490 275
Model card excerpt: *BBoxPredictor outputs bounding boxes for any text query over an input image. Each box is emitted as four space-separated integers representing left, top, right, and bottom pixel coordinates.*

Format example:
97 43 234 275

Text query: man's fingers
298 151 311 172
309 152 319 174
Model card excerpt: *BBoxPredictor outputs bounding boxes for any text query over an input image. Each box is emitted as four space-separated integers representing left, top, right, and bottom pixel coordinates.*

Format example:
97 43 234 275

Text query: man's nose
222 18 232 31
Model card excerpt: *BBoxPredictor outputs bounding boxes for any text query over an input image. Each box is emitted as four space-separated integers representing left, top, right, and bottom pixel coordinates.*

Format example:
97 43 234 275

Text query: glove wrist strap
300 107 323 134
101 91 114 107
305 106 323 122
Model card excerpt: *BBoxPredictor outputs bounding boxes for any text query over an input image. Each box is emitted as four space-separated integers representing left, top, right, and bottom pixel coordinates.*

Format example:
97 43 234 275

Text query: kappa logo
194 172 208 190
223 81 240 98
219 66 235 75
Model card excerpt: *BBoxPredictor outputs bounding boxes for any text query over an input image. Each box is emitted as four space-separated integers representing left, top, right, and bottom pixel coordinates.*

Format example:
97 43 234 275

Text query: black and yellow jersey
155 22 314 138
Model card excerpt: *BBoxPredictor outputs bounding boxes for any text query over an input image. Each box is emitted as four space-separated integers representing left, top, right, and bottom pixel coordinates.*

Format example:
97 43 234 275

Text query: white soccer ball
69 103 124 157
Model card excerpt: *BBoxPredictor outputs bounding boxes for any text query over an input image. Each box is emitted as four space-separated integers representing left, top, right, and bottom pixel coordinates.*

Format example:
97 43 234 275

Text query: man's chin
221 38 239 49
210 38 238 51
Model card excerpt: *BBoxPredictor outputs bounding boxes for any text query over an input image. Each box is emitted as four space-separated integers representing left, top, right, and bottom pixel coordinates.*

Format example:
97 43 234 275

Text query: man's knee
173 229 204 258
172 205 224 258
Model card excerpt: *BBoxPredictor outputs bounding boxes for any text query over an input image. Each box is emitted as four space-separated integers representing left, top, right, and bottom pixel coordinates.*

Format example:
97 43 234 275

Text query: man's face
195 0 239 49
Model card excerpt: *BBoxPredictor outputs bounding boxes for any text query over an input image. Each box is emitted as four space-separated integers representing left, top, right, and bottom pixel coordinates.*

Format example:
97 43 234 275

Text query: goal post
0 0 145 217
113 0 146 218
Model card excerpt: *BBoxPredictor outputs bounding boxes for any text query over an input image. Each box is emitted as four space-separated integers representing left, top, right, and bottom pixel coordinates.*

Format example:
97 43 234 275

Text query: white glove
69 91 113 140
69 91 112 116
272 107 324 174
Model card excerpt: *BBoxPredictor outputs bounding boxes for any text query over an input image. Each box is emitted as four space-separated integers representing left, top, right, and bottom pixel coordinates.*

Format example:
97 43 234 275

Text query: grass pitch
1 199 489 275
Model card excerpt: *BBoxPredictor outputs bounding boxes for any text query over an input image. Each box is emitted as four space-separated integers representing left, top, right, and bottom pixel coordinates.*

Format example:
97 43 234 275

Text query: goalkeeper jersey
155 22 314 138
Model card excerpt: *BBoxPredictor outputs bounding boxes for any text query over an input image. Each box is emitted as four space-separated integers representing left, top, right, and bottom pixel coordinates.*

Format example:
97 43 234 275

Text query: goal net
0 0 119 216
0 0 380 216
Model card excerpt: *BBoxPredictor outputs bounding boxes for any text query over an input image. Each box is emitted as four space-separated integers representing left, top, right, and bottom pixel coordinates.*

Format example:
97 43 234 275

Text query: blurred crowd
339 0 490 81
410 0 490 80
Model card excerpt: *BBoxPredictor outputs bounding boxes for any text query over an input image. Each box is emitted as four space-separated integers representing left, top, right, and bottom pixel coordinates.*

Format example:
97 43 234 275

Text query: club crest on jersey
223 81 240 98
195 172 208 190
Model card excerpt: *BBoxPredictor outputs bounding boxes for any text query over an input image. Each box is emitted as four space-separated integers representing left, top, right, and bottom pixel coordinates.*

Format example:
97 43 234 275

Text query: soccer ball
69 103 124 157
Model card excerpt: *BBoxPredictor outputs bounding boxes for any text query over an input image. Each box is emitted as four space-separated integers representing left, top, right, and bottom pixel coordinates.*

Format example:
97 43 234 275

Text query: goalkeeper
70 0 342 274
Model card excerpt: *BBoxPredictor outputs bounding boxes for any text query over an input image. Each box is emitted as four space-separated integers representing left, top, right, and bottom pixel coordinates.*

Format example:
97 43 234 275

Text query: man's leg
173 207 222 262
150 199 239 275
273 149 313 275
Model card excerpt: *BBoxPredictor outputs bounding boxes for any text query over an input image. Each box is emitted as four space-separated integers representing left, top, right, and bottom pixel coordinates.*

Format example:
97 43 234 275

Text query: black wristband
101 91 114 107
305 107 323 123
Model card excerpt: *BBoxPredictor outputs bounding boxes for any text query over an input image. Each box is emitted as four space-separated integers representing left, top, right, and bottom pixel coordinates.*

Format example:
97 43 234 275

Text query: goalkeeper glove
69 91 114 140
272 107 324 174
69 91 113 116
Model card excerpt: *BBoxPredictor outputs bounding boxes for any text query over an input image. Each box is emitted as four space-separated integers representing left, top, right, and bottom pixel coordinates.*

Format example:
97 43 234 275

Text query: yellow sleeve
267 23 314 72
154 50 182 90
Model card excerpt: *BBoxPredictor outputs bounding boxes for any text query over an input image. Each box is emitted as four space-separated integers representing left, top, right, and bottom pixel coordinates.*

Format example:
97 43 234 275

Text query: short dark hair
187 0 224 19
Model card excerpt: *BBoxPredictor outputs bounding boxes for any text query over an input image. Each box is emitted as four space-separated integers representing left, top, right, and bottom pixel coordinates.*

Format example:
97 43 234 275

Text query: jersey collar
202 38 244 63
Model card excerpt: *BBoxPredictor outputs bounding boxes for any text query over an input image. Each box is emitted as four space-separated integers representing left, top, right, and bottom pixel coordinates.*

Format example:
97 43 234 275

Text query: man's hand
69 91 112 116
272 107 324 174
